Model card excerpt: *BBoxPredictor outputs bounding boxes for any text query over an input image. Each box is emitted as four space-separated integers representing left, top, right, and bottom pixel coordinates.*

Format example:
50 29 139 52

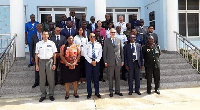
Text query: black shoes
135 91 141 95
49 96 55 101
32 84 39 88
147 91 151 94
109 93 113 97
95 93 101 98
115 92 123 96
74 94 79 98
99 78 106 82
87 94 91 99
39 97 46 102
28 64 34 67
65 96 69 100
155 89 160 94
128 92 133 95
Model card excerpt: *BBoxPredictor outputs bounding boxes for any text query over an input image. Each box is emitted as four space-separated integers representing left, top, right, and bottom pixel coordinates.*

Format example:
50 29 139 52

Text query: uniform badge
147 49 150 52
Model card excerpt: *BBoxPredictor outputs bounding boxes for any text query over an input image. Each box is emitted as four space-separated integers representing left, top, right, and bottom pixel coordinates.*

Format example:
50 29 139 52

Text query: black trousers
99 57 105 80
55 58 62 84
80 56 86 78
145 66 160 92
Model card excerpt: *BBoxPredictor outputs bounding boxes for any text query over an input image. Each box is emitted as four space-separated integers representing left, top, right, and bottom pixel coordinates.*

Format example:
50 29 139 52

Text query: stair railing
174 31 200 72
0 34 16 87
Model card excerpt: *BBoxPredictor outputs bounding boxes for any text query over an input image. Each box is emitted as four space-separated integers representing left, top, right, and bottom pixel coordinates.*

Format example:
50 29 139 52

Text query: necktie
56 36 60 46
38 34 41 41
112 39 115 46
92 43 95 59
68 28 71 35
72 17 75 29
132 44 136 60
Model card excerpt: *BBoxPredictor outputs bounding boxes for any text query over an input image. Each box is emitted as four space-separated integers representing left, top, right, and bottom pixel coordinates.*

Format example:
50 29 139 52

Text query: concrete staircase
0 52 200 98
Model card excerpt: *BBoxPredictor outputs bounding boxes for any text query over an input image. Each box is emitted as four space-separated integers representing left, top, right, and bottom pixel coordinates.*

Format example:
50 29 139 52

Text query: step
160 53 182 59
160 63 192 70
160 69 199 76
160 58 187 64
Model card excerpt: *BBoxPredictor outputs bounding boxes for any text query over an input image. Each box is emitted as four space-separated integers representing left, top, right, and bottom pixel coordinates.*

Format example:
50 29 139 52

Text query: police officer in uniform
84 33 102 99
142 36 161 95
35 31 57 102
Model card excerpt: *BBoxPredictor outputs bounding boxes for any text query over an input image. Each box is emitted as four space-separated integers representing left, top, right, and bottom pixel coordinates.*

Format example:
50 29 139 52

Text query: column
166 0 178 51
95 0 106 21
10 0 25 58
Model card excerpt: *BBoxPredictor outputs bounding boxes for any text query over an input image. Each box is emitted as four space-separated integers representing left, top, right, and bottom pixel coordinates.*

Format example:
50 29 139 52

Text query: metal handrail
174 31 200 72
0 34 17 87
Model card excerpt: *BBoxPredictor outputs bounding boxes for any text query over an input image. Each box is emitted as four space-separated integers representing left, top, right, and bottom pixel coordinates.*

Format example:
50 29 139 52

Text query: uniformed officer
142 36 161 94
35 31 57 102
84 33 102 99
25 14 39 67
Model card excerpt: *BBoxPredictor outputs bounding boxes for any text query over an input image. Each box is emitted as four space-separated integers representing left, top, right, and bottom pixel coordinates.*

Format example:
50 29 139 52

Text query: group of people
25 10 161 102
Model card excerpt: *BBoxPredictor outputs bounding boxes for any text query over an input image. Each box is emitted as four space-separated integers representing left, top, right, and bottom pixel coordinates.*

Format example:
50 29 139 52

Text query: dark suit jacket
30 33 39 58
103 38 124 66
130 20 140 28
49 35 66 53
87 23 98 31
124 43 143 68
67 17 80 29
61 28 77 39
143 33 158 45
56 21 67 29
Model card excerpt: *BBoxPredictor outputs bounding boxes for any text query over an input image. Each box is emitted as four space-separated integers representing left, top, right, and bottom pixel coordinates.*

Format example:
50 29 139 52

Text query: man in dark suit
142 36 161 95
56 14 67 29
61 21 77 39
50 27 66 85
79 13 89 27
102 14 114 30
87 16 98 32
103 28 124 97
143 26 158 45
82 21 91 38
129 14 140 29
67 10 80 29
124 34 143 95
30 23 43 88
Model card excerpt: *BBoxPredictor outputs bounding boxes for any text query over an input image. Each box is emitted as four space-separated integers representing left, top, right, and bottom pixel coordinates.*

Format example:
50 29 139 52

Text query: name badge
47 45 52 47
133 52 136 55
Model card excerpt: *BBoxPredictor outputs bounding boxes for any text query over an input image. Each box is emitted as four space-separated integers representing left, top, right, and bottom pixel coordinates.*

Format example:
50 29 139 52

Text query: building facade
0 0 199 57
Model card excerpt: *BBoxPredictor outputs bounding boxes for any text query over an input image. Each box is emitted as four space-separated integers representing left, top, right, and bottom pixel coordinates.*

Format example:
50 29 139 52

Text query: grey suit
135 26 148 35
49 35 66 84
103 38 124 93
143 33 159 45
30 33 40 85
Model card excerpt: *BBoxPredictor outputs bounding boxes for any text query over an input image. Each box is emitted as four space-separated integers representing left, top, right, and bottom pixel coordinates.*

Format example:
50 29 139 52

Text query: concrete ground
0 87 200 110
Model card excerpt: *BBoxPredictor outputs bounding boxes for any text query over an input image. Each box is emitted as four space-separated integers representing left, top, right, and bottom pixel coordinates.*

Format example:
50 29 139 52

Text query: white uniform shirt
116 33 128 46
74 35 88 56
106 29 111 38
130 42 138 60
84 41 102 63
35 40 57 59
115 22 127 33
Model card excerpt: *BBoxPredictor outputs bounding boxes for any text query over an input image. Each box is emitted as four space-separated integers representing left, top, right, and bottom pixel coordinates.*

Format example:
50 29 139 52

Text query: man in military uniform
42 15 53 31
142 36 161 95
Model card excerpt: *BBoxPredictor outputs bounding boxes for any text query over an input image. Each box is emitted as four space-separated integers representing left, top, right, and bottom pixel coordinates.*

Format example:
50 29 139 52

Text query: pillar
10 0 25 58
166 0 178 51
95 0 106 21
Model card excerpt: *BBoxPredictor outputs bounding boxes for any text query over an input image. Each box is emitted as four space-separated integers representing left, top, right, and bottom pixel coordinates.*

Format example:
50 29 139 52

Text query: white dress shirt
55 35 60 41
116 33 127 46
106 29 110 38
91 23 95 32
115 22 127 33
35 40 57 59
84 41 102 63
74 35 88 56
130 42 137 60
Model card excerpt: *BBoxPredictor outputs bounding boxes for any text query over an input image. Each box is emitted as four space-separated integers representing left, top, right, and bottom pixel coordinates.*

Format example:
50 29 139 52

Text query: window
106 8 140 24
38 7 86 24
178 0 200 37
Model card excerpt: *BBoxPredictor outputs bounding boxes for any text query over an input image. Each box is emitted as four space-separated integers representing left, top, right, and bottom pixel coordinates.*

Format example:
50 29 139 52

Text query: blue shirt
25 21 39 44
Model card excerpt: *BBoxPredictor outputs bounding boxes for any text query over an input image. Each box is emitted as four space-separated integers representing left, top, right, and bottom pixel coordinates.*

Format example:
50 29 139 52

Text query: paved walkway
0 87 200 110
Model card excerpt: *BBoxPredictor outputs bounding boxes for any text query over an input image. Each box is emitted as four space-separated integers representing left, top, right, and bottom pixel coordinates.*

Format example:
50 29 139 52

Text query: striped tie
92 43 95 59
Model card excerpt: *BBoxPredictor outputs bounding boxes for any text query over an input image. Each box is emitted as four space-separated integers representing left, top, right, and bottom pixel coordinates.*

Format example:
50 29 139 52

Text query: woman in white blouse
74 27 88 84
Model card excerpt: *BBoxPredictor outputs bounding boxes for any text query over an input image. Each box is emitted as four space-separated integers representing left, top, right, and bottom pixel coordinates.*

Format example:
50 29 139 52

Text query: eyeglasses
132 31 137 32
111 32 116 33
96 31 100 32
130 37 136 39
90 36 96 38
